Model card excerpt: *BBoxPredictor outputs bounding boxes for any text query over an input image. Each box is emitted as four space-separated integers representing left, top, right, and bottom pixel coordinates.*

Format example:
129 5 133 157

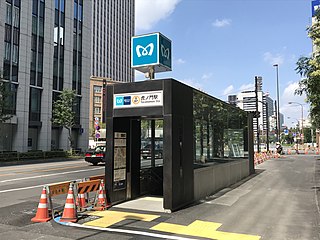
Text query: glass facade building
0 1 91 152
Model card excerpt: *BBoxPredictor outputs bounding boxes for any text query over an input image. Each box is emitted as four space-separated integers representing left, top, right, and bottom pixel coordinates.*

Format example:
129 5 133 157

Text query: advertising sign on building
113 91 163 109
131 32 172 73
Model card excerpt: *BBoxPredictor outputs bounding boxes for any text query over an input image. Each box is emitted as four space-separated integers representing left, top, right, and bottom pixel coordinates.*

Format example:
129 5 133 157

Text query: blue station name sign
131 32 172 73
114 91 163 109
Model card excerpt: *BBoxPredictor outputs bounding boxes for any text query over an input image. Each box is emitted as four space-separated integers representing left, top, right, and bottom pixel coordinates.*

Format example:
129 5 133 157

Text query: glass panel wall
193 90 247 166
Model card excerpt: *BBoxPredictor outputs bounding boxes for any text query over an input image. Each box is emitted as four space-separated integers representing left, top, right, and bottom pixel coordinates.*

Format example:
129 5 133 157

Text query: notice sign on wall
114 91 163 109
113 132 127 191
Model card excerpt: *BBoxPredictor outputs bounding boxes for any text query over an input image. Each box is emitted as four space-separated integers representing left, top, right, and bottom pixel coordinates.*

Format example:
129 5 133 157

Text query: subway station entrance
105 79 253 212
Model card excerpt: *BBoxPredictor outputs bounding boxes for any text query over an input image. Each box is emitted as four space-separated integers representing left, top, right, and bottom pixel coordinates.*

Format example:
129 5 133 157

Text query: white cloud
280 81 309 127
212 19 232 28
239 83 255 91
201 73 213 80
263 52 284 65
135 0 181 31
180 78 204 92
175 58 186 64
223 85 234 96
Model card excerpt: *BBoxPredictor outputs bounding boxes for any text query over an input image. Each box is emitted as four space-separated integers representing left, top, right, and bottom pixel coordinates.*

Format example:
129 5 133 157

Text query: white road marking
0 184 45 193
0 159 84 172
67 222 198 240
0 167 104 183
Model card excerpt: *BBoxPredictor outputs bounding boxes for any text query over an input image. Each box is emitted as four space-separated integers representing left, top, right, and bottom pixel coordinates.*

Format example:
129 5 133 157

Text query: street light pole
273 64 280 142
265 101 269 152
255 76 260 153
257 100 269 152
288 102 304 144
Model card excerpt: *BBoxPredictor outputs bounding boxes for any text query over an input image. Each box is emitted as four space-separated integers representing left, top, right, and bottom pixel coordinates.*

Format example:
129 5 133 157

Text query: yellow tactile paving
83 210 261 240
83 210 160 228
151 220 261 240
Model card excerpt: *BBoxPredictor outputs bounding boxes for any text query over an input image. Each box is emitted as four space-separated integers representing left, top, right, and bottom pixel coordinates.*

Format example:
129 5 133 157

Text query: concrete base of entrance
194 159 250 201
114 197 166 213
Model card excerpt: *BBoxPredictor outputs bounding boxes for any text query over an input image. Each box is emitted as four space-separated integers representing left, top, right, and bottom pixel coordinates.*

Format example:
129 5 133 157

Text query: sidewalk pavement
51 154 320 240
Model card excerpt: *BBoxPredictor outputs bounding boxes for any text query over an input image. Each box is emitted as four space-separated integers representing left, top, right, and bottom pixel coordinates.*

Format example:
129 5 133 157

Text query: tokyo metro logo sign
136 43 154 58
131 32 172 73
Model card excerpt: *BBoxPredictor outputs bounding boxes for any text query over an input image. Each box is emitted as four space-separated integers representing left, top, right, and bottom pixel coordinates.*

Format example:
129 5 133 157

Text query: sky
134 0 313 128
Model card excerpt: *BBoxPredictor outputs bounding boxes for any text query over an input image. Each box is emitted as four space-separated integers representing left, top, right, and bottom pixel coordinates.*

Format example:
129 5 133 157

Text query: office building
0 0 91 152
91 0 134 82
88 0 135 148
89 77 122 141
230 89 275 143
228 95 237 106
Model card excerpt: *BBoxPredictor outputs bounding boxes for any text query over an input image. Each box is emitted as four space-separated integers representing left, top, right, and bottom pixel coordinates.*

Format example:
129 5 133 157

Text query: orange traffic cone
76 193 87 210
95 180 110 210
60 184 78 222
31 187 51 222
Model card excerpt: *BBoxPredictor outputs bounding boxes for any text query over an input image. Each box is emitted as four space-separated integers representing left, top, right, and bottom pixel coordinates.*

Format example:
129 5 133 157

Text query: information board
113 132 127 190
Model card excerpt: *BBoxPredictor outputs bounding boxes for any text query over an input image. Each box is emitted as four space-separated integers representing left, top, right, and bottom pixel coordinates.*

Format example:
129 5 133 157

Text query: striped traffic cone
60 184 78 222
95 180 109 210
76 193 87 210
31 187 51 222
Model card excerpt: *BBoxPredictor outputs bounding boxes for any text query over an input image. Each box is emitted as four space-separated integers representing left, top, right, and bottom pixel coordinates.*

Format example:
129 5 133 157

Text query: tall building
0 0 91 152
230 88 275 143
227 95 237 106
88 0 135 147
91 0 134 82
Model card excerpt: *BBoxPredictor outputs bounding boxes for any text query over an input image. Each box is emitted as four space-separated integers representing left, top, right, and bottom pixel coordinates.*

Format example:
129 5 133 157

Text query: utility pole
255 76 260 153
275 100 278 142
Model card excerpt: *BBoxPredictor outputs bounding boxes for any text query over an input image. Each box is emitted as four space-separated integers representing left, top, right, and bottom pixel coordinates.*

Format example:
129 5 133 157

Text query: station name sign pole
131 32 172 166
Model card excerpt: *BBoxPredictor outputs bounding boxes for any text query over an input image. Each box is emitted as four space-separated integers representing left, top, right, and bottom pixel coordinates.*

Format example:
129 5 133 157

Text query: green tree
296 11 320 127
52 89 76 151
0 79 12 123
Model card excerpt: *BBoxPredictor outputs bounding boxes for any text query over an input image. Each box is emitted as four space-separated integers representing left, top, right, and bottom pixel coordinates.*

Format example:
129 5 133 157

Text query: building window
29 87 42 122
3 0 20 85
4 42 11 61
3 82 17 115
94 107 101 114
13 6 19 27
12 45 18 64
53 0 65 91
6 3 12 25
94 85 102 93
72 0 83 95
94 96 101 103
30 0 44 87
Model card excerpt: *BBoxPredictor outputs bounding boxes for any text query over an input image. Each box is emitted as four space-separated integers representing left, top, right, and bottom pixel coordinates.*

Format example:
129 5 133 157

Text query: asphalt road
0 155 319 240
